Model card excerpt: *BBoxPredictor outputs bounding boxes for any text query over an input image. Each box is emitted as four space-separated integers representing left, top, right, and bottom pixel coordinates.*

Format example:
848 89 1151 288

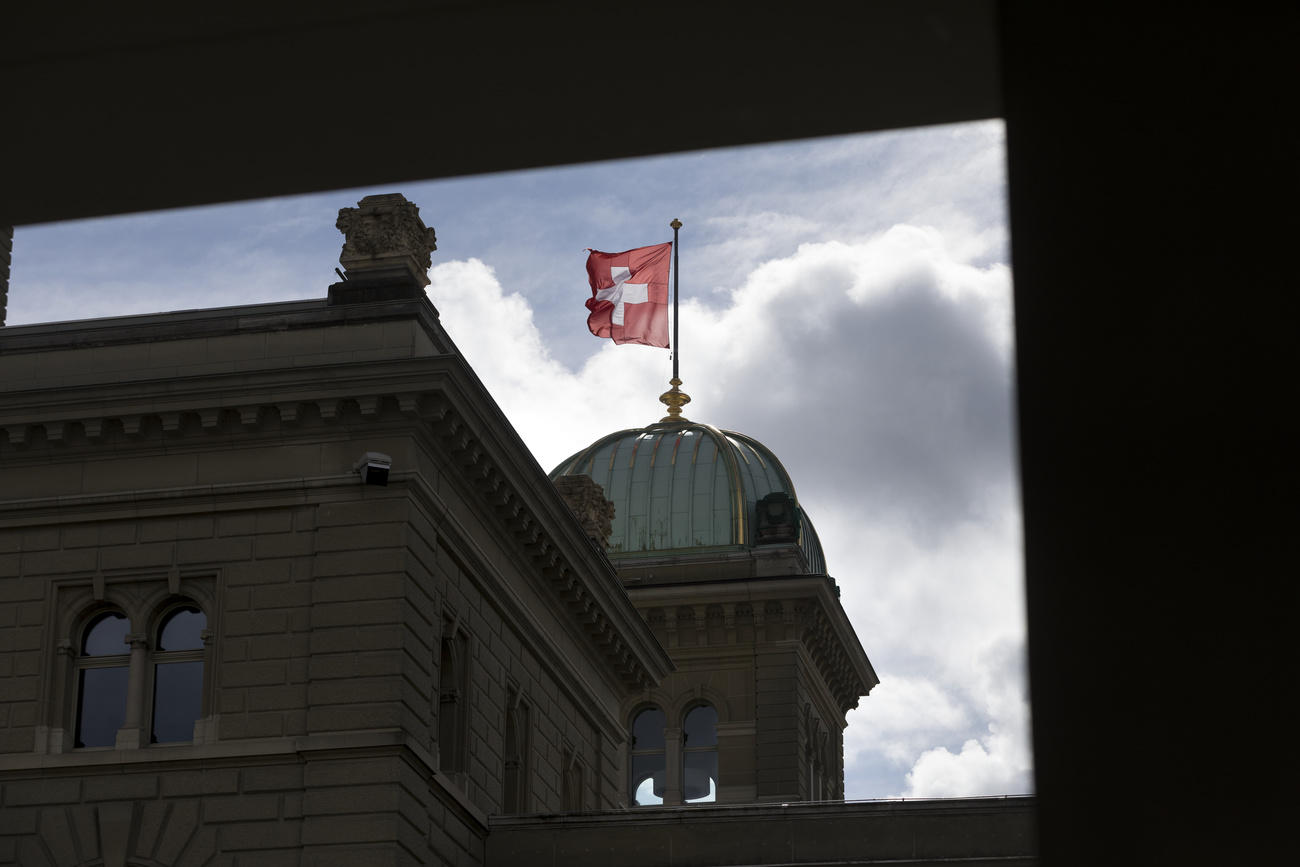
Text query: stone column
662 725 684 805
193 627 215 744
116 633 149 749
43 639 75 753
753 646 801 801
715 720 758 803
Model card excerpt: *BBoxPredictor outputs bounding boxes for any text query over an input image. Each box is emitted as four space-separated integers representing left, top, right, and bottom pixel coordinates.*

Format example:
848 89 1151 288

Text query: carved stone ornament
336 193 438 286
554 474 617 549
756 491 800 544
658 377 691 423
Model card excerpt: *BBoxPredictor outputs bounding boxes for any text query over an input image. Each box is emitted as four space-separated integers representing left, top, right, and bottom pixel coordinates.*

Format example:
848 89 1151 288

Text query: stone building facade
0 196 1035 865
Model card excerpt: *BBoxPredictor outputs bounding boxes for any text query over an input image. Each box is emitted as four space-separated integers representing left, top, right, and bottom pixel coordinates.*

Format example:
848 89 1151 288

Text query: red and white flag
585 243 672 347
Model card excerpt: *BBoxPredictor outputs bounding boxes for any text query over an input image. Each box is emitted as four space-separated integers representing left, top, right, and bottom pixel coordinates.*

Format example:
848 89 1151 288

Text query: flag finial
659 377 691 423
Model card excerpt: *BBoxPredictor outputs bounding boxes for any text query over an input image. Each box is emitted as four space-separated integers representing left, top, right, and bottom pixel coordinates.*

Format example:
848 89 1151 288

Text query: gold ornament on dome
659 378 691 423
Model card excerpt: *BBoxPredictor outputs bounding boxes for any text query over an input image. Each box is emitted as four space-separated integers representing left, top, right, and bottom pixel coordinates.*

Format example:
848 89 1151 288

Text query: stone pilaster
116 633 149 749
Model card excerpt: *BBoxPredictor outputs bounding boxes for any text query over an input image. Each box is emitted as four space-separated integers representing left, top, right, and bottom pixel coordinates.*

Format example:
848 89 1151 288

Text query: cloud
428 219 1030 800
681 227 1017 541
902 732 1033 799
900 656 1034 800
843 636 1033 799
845 676 971 765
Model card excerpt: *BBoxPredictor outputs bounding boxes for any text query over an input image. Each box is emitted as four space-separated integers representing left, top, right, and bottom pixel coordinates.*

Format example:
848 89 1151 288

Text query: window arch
682 704 718 804
438 624 469 775
74 611 130 748
562 746 586 811
150 604 206 743
503 688 530 813
630 706 666 806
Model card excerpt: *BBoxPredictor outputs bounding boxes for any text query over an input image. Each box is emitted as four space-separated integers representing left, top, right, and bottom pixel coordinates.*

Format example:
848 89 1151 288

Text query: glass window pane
82 612 129 656
151 660 203 743
632 708 665 750
684 751 718 803
157 607 205 651
631 754 665 806
684 705 717 746
76 666 128 747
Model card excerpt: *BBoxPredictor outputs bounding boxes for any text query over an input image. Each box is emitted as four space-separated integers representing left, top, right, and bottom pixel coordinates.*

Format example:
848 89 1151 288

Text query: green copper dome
550 421 825 573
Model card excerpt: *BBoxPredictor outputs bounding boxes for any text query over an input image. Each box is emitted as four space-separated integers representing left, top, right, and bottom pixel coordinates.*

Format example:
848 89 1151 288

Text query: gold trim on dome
658 378 691 422
687 423 747 546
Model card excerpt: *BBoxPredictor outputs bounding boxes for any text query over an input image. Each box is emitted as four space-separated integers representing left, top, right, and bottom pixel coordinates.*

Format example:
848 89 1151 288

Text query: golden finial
659 377 691 423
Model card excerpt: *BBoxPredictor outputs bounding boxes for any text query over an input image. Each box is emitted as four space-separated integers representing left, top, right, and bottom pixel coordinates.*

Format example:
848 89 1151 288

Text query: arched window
682 704 718 804
503 691 530 813
630 707 666 806
562 748 586 812
75 612 130 748
438 627 469 774
151 605 206 743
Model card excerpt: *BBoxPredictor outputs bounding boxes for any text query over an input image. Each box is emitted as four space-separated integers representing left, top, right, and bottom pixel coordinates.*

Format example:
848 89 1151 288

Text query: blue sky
9 119 1030 800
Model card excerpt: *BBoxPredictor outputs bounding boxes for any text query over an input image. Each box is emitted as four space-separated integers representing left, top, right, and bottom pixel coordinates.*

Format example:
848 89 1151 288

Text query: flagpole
659 218 691 423
671 219 681 380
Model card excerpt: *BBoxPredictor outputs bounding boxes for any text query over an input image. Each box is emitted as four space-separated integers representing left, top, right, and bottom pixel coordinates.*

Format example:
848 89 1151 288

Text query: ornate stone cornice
409 387 670 692
0 353 670 696
627 576 877 713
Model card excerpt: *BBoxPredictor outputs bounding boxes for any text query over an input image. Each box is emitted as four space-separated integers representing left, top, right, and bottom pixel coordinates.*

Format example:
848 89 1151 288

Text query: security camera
353 452 392 486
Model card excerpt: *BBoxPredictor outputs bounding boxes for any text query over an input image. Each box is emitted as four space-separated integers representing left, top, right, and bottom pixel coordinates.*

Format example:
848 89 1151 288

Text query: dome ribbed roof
550 421 825 573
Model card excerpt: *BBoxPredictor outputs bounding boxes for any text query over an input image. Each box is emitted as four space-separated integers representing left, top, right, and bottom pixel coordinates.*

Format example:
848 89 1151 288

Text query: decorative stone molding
554 474 616 549
335 193 437 290
756 491 800 544
411 397 662 688
796 599 870 712
0 368 663 693
628 585 874 713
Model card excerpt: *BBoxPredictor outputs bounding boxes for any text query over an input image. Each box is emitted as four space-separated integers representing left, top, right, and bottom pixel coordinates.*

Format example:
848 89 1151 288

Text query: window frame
629 704 667 807
681 702 718 805
562 746 588 812
437 619 471 777
65 596 210 752
502 686 531 813
72 609 132 749
147 602 208 745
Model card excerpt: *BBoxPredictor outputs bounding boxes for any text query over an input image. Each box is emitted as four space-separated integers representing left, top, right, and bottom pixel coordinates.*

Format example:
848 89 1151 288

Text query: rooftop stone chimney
329 193 437 305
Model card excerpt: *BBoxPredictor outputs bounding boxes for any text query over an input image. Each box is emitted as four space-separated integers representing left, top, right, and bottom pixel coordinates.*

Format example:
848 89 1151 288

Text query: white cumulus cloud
427 219 1030 801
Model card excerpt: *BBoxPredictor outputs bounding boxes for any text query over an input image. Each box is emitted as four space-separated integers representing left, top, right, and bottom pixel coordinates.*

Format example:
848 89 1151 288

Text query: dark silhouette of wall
0 225 11 326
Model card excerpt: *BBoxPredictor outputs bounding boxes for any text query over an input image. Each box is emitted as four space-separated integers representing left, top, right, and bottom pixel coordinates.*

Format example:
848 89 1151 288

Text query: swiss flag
584 242 672 347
